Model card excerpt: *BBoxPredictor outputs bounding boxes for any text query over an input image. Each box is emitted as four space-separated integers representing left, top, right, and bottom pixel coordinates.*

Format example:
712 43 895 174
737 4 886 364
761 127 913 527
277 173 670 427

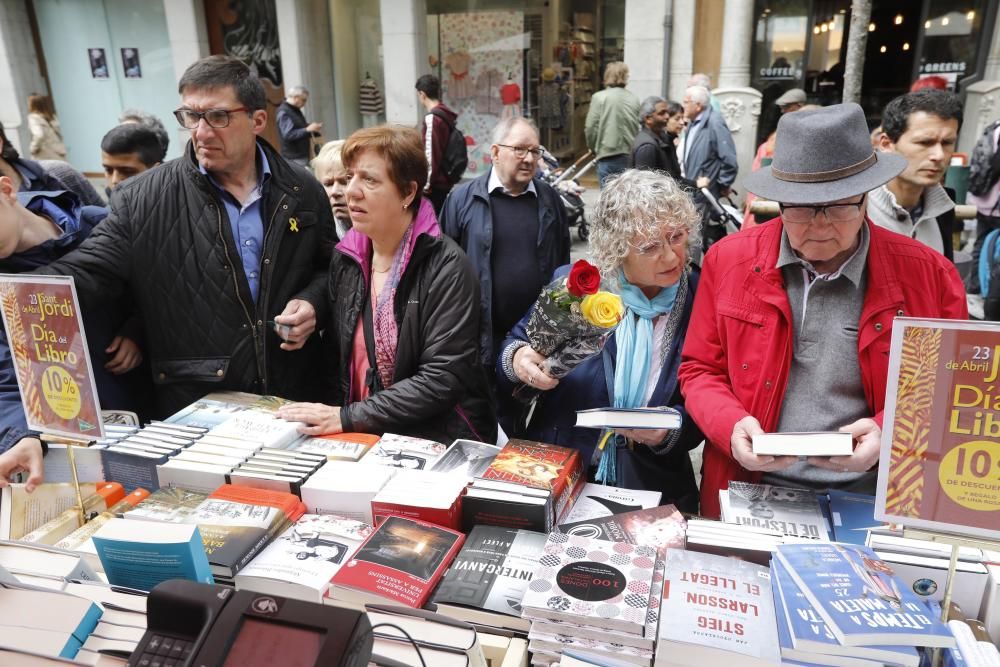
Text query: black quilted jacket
329 227 497 445
37 140 335 418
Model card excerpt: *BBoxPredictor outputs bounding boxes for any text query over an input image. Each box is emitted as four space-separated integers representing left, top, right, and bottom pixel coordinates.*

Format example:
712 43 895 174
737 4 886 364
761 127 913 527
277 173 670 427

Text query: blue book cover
826 491 882 546
772 560 919 666
775 543 955 648
92 518 214 592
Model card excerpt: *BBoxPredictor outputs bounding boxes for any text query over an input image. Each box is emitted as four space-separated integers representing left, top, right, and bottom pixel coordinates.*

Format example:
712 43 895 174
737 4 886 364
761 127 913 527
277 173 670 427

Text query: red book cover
370 495 463 531
331 515 464 608
878 319 1000 540
481 439 583 522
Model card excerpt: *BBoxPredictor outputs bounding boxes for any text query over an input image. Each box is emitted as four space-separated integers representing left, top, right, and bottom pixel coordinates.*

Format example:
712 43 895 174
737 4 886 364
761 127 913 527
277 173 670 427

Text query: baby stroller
694 186 742 262
539 149 597 242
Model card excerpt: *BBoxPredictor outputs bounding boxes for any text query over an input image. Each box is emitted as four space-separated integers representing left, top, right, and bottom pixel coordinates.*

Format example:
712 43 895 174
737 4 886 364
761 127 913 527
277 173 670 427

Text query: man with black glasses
440 117 569 385
678 103 967 518
36 55 334 418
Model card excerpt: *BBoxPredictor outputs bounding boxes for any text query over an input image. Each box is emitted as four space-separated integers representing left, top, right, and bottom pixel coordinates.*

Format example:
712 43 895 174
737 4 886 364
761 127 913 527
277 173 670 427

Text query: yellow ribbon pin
288 217 299 232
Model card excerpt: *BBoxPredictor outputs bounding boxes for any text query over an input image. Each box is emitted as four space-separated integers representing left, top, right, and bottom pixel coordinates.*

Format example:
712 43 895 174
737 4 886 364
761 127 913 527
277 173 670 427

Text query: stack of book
771 542 956 665
520 532 659 666
463 439 584 533
365 605 488 667
300 461 397 524
370 469 469 530
234 513 373 602
91 517 214 591
280 432 380 461
655 549 780 666
226 447 326 495
685 518 793 566
96 422 207 492
360 432 448 470
719 481 831 540
0 581 104 660
328 515 464 609
431 524 548 632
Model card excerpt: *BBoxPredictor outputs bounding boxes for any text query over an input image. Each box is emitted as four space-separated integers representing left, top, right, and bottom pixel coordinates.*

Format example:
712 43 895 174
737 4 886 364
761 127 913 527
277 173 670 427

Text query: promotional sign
876 318 1000 540
0 275 103 440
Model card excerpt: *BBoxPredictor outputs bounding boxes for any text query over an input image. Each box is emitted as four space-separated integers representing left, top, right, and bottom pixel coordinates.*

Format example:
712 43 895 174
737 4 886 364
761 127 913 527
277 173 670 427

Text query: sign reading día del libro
876 318 1000 540
0 275 103 440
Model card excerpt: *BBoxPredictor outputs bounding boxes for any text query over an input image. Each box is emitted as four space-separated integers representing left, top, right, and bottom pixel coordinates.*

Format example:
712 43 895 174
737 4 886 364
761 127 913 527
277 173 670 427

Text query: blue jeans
597 154 629 188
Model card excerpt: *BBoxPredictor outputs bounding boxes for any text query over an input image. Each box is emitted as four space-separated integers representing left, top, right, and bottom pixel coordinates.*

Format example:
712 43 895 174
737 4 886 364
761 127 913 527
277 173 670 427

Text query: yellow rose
581 291 624 328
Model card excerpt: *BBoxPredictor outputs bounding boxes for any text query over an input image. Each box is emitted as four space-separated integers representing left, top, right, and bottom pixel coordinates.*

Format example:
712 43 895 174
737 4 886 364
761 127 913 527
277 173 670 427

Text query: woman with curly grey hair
496 169 704 511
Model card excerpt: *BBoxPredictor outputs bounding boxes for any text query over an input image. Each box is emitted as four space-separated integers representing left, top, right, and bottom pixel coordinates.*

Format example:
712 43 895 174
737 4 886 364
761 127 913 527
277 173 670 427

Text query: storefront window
916 0 989 91
329 0 385 134
752 0 809 144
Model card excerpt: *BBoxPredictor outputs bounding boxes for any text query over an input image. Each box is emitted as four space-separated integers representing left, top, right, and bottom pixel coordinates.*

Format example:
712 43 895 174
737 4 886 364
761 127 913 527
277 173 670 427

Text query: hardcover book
751 431 853 457
520 533 656 635
479 439 584 525
204 409 304 449
431 525 547 631
329 515 464 608
370 469 467 530
360 432 448 470
771 559 919 667
720 482 829 540
655 549 779 667
560 484 662 525
575 406 681 430
876 318 1000 540
187 498 288 578
774 543 955 648
234 514 372 603
461 482 553 533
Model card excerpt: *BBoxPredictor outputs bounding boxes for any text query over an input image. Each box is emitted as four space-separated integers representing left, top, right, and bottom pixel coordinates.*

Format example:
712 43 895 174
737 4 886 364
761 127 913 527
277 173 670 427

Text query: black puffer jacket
37 140 335 417
329 206 497 445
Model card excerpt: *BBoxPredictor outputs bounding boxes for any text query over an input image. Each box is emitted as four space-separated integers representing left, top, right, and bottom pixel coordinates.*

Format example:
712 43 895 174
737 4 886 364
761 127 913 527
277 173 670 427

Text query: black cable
353 621 428 667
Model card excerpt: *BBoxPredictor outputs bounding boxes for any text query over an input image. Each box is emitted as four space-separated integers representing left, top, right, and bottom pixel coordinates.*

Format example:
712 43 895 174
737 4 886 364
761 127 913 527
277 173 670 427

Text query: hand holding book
730 415 797 473
805 417 880 473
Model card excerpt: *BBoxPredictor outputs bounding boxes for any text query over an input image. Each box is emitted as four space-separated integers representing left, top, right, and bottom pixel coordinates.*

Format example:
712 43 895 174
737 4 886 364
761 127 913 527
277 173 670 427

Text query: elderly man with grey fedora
678 103 968 518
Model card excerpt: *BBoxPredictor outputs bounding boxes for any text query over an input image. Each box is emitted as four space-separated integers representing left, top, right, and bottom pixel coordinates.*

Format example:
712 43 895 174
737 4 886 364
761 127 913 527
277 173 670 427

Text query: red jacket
678 219 968 518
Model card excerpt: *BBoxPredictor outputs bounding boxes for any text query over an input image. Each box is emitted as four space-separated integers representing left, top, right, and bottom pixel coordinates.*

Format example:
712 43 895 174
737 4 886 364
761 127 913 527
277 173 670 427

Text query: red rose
566 259 601 297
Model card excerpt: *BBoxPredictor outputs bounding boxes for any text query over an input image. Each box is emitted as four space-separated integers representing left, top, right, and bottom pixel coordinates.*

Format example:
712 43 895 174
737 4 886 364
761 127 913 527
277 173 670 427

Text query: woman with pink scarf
278 126 496 444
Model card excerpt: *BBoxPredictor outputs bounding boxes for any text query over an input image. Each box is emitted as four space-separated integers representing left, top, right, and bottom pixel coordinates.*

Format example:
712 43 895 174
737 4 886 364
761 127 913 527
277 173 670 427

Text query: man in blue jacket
439 117 570 372
0 180 142 490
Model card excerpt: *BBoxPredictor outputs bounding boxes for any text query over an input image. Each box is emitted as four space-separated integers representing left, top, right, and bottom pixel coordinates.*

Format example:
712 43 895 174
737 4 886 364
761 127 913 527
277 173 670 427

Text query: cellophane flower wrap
514 259 624 402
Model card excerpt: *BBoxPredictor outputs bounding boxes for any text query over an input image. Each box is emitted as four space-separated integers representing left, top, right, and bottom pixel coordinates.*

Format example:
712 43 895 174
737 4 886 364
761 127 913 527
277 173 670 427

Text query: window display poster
88 48 109 79
876 318 1000 540
0 275 104 440
438 11 525 176
121 48 141 78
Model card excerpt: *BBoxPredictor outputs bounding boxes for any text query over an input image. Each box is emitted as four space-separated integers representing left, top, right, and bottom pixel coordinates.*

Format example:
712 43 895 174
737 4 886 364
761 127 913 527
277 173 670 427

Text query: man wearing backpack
416 74 465 213
967 119 1000 295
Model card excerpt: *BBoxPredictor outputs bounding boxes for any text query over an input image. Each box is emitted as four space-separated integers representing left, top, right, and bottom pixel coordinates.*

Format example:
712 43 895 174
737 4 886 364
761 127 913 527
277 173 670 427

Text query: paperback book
520 533 656 635
91 518 214 591
655 549 779 667
430 439 502 479
431 525 547 631
560 484 662 525
720 482 830 539
479 439 584 526
360 432 447 470
774 542 955 648
575 406 681 430
234 514 372 602
330 515 464 608
558 504 686 556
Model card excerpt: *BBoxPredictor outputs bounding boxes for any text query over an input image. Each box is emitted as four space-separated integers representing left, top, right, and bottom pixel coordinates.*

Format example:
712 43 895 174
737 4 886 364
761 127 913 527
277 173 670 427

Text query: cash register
127 579 372 667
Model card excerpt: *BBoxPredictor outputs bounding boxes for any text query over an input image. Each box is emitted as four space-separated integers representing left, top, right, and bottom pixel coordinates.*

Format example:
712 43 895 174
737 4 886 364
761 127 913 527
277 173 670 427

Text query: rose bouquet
514 259 624 402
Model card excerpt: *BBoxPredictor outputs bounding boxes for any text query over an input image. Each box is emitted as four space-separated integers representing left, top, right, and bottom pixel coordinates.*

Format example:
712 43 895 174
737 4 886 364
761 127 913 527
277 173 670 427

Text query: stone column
958 9 1000 153
624 0 671 101
717 0 754 88
380 0 428 126
985 6 1000 81
669 0 695 101
164 0 210 150
712 87 762 206
275 0 338 139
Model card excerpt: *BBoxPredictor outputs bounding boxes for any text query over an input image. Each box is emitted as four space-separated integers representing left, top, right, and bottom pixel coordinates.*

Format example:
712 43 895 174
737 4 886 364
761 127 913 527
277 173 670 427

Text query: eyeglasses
497 144 543 160
173 107 249 129
779 196 866 224
631 230 688 257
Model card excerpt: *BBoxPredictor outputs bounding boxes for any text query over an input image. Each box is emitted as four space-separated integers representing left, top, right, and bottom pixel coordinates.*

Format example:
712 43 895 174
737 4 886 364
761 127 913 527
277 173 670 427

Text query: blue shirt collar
17 190 82 241
198 143 272 197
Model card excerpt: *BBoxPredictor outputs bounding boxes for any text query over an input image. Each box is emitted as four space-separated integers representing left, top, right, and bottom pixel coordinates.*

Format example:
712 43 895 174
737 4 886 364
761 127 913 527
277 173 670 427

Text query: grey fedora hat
743 102 906 205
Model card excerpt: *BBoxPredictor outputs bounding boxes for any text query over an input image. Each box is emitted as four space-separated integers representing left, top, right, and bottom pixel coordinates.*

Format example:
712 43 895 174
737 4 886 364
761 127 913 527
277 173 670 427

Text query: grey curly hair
589 169 701 278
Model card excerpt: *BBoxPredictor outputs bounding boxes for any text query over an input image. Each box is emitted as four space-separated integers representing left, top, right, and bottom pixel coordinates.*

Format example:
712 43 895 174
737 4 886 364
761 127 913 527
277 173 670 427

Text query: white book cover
656 549 779 667
560 484 662 525
721 482 829 540
360 433 447 471
206 410 304 449
520 533 656 635
235 514 373 602
300 462 396 524
751 431 853 457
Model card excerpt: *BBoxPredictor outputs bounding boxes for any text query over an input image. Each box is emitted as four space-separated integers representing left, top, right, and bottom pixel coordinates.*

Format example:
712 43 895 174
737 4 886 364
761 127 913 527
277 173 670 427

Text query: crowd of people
0 55 991 519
